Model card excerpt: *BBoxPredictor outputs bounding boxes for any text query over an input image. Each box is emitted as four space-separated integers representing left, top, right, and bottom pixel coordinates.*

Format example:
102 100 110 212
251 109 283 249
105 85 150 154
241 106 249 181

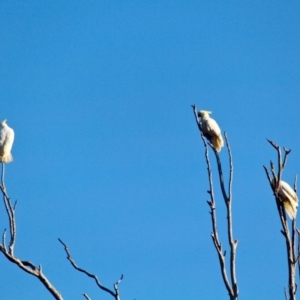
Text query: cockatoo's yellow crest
198 110 212 118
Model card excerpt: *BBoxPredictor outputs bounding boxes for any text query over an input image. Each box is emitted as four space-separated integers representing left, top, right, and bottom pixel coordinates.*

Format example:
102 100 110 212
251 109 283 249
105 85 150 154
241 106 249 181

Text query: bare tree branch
58 238 122 300
0 163 63 300
83 293 91 300
0 185 16 255
223 134 238 297
203 132 233 296
192 105 238 300
264 141 297 300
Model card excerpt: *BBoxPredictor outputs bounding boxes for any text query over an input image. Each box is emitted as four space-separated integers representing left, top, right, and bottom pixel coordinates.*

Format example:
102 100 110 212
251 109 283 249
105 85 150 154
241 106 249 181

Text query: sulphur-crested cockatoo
0 120 14 163
197 110 224 152
272 180 298 220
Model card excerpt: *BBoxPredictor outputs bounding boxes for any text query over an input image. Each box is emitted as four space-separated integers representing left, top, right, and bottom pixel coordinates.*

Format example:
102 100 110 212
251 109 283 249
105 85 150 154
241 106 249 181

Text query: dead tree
58 238 123 300
192 105 238 300
0 163 63 300
263 140 298 300
0 162 123 300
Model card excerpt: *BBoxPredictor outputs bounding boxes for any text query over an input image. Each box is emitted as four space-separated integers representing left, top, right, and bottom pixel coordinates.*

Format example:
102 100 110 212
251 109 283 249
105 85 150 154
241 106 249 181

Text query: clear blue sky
0 1 300 299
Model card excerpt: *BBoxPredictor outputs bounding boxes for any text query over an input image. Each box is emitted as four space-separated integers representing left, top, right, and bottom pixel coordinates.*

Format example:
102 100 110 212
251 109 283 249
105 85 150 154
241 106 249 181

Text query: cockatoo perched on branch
0 120 14 163
272 180 298 220
197 110 224 152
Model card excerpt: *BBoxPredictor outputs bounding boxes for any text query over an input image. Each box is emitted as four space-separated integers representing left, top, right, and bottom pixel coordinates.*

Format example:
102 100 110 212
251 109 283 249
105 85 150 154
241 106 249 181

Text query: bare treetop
264 140 298 300
192 104 238 300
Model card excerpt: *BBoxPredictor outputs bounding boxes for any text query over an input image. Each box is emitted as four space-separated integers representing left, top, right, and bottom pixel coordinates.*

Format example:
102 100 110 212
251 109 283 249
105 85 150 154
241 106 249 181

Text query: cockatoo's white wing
278 181 298 219
201 117 221 137
279 181 298 204
0 122 14 163
201 117 224 152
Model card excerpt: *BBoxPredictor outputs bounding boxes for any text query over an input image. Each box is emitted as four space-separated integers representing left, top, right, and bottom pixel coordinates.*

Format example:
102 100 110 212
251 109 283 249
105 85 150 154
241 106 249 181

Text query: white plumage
0 120 14 163
273 180 298 220
198 110 224 152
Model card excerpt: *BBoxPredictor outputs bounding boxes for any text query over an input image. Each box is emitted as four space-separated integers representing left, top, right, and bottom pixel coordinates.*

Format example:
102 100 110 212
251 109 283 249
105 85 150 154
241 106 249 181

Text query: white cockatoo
197 110 224 152
0 120 14 163
272 180 298 220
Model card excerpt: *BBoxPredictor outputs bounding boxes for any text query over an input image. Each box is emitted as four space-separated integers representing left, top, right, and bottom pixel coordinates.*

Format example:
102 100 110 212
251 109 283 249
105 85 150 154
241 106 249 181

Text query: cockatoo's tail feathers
283 201 297 219
274 180 299 220
0 153 13 163
211 135 224 152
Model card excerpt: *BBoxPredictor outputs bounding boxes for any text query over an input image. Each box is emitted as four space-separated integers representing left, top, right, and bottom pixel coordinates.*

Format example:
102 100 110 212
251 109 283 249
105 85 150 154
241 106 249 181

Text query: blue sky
0 1 300 299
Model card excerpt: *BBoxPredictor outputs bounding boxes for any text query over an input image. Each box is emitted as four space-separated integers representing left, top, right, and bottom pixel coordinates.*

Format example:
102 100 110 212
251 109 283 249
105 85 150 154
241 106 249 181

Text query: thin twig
285 287 288 300
1 163 4 187
2 229 7 251
114 274 124 300
0 186 16 255
224 133 238 297
213 149 228 201
226 133 233 203
58 238 122 300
